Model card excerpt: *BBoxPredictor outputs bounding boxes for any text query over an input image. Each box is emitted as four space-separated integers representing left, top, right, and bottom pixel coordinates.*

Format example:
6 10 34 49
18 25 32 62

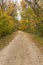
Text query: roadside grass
25 32 43 46
25 32 43 54
0 31 17 50
32 34 43 46
30 34 43 53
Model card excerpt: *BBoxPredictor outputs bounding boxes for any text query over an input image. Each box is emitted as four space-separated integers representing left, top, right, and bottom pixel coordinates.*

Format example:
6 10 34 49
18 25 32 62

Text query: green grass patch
31 34 43 46
26 32 43 46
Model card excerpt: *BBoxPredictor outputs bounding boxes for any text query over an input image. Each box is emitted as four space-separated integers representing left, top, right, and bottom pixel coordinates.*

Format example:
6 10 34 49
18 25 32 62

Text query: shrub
38 22 43 37
0 11 14 37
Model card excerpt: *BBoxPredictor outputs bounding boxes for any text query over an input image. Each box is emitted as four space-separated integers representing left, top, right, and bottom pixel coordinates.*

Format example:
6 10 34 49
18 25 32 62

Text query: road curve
0 31 43 65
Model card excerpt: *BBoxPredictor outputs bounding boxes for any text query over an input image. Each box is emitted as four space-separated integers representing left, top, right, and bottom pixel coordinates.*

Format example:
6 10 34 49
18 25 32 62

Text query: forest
0 0 43 64
0 0 43 37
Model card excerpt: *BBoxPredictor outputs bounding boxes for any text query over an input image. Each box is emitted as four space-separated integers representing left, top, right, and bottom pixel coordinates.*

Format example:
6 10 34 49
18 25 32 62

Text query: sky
14 0 20 4
14 0 21 21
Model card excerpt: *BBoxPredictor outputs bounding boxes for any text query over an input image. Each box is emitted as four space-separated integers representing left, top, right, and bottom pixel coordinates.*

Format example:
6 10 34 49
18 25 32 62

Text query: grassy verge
0 31 17 50
30 34 43 54
26 32 43 46
31 34 43 46
26 32 43 53
34 35 43 46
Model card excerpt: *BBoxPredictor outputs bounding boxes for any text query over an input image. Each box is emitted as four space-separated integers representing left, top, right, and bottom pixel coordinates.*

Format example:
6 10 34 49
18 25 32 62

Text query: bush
0 10 14 37
38 22 43 37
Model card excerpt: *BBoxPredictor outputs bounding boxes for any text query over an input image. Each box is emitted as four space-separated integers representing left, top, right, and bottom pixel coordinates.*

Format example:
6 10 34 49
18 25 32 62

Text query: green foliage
20 4 43 37
18 19 29 31
0 10 15 37
0 0 43 38
37 22 43 37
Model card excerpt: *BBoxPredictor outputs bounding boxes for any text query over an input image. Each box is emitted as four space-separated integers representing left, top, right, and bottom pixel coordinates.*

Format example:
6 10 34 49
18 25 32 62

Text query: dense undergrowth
0 10 18 38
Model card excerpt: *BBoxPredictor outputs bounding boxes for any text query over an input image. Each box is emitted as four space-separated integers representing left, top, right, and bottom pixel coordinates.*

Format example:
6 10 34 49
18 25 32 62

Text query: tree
25 0 43 17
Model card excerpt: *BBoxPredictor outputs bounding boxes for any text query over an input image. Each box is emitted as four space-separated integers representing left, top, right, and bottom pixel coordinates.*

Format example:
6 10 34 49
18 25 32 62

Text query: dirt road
0 31 43 65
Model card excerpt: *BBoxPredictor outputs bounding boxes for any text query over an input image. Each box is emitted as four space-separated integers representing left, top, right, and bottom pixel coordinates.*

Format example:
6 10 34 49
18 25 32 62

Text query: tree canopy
0 0 43 37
